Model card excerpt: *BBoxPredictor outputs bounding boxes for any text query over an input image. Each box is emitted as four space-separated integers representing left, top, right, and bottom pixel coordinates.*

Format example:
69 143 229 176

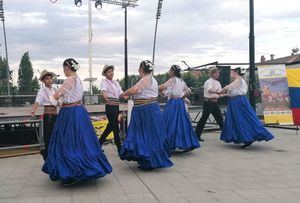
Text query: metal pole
152 18 159 69
124 5 128 90
88 0 93 94
39 119 44 150
0 0 10 97
152 0 163 74
249 0 256 111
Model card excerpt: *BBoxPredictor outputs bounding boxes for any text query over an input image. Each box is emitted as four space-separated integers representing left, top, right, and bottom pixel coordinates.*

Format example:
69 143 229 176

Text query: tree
119 75 141 90
0 57 12 95
31 77 40 95
92 85 100 94
18 52 40 95
154 73 168 85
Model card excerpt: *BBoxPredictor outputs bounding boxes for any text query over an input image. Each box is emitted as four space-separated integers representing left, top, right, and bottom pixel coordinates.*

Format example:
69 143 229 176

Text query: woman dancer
42 58 112 185
159 65 200 152
220 68 274 148
119 60 173 170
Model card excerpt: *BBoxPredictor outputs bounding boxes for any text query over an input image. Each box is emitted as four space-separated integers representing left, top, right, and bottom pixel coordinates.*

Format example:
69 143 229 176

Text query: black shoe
241 141 254 149
62 179 79 186
138 166 155 171
198 137 204 142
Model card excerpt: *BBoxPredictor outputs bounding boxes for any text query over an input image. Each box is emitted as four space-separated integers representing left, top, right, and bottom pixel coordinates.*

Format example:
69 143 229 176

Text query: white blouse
100 79 123 99
58 76 84 103
226 78 248 97
35 87 58 106
132 75 158 99
162 77 191 99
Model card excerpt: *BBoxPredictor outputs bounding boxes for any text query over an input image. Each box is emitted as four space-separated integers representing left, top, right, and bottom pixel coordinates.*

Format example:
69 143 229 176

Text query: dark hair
234 67 244 76
171 65 181 78
139 60 154 74
63 58 79 72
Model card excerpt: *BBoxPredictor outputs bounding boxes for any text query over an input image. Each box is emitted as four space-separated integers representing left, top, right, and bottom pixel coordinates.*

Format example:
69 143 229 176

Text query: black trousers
195 101 224 138
99 105 121 151
41 114 57 161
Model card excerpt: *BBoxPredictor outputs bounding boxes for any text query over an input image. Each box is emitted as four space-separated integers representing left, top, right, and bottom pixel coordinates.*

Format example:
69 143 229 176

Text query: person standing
159 65 200 152
220 68 274 148
42 58 112 185
31 70 58 161
119 60 173 170
99 65 123 153
195 67 224 141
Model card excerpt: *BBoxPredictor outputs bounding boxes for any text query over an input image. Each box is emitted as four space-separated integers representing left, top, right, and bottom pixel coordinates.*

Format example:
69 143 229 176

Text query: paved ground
0 128 300 203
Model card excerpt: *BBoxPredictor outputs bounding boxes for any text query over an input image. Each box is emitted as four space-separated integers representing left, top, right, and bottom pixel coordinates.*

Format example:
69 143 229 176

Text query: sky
2 0 300 90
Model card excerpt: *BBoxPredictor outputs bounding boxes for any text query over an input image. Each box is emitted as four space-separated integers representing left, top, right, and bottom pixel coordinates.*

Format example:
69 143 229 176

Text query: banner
286 64 300 125
92 119 114 140
258 64 293 124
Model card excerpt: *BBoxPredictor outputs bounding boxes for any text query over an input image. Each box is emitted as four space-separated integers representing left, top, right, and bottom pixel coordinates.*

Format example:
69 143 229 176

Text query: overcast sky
2 0 300 89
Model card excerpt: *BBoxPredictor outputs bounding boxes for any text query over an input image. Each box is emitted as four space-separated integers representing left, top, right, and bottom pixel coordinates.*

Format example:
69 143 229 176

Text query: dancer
99 65 123 153
159 65 200 152
119 60 173 170
195 67 224 141
31 70 58 161
42 58 112 185
220 68 274 148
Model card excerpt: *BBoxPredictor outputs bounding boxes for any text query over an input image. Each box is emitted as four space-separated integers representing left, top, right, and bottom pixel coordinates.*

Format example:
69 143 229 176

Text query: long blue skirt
119 102 173 169
163 98 200 151
220 96 274 144
42 105 112 181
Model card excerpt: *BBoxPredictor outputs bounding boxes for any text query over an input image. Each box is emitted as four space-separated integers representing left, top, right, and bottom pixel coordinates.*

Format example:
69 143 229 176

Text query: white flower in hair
145 60 154 71
71 60 80 70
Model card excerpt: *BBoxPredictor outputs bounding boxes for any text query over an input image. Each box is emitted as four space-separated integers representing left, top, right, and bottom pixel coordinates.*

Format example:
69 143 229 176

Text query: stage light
95 0 102 10
74 0 82 7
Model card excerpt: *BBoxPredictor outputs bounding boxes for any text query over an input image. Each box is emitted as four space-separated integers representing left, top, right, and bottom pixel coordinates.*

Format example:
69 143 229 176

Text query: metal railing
0 91 216 107
0 119 43 151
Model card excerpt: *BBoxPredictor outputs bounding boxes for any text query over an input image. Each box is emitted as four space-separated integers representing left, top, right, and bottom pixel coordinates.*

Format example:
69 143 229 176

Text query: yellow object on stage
263 114 294 125
92 119 114 140
286 69 300 87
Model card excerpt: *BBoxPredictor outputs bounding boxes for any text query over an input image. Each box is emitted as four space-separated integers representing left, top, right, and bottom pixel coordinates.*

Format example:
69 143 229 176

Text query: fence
0 90 214 107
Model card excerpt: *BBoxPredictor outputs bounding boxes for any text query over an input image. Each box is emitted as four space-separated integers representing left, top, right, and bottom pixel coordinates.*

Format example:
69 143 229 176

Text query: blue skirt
220 96 274 144
42 105 112 182
163 98 200 151
119 102 173 169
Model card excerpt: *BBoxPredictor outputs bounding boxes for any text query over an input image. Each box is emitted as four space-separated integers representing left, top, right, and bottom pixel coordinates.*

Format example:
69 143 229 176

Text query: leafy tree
92 85 100 94
18 52 40 95
0 57 13 95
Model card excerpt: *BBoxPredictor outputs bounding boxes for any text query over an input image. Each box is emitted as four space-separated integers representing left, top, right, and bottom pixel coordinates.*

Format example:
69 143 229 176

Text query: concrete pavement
0 128 300 203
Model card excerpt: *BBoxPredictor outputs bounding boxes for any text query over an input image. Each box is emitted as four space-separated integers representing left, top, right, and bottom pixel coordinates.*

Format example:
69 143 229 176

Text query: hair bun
171 65 181 72
140 60 154 72
64 58 80 71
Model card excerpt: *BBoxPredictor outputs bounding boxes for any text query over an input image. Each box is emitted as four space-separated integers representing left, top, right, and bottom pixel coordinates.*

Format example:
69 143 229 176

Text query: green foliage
18 52 40 95
92 85 100 94
0 56 13 95
118 70 210 90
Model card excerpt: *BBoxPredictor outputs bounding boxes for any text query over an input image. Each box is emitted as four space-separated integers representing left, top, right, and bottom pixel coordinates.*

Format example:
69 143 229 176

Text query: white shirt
204 77 222 98
227 78 248 97
35 86 58 106
163 77 191 99
58 76 84 103
100 79 123 99
133 75 158 99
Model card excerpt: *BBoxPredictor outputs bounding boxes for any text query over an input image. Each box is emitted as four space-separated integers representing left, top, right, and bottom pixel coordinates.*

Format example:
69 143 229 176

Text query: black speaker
217 66 231 105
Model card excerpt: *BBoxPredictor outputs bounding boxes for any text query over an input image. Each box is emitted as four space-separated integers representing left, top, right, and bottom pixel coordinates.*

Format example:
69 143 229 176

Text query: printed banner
286 64 300 125
258 64 293 124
